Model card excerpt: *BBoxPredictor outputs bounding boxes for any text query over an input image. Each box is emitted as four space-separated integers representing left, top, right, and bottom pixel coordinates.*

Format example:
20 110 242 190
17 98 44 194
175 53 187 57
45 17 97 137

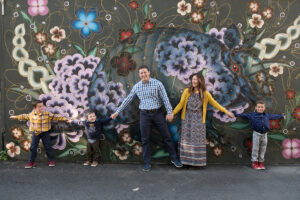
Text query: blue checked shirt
116 78 173 114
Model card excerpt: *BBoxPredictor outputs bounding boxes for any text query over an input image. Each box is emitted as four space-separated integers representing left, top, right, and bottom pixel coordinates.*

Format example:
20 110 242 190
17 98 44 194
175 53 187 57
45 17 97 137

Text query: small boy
235 100 285 170
70 109 111 167
10 100 69 168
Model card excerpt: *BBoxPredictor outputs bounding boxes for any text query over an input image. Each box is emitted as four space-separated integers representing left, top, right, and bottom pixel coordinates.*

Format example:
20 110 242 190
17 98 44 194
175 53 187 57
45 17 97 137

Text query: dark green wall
1 0 299 164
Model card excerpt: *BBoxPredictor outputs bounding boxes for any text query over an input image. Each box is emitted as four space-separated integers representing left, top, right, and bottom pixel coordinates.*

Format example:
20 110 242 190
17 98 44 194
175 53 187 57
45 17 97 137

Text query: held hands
111 113 119 119
166 114 174 122
227 112 235 118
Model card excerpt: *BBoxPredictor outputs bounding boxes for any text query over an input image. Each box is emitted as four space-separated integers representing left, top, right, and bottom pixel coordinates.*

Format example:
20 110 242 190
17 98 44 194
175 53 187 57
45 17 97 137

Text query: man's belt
140 108 161 113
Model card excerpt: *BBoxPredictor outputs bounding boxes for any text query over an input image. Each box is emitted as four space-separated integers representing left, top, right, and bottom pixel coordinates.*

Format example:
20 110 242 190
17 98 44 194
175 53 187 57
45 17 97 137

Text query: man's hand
10 116 16 119
227 112 234 118
166 114 174 122
111 113 119 119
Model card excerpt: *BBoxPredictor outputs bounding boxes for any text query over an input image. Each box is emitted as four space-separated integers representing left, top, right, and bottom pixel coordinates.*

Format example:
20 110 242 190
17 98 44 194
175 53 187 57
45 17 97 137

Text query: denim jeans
139 109 177 165
251 131 268 162
29 131 54 162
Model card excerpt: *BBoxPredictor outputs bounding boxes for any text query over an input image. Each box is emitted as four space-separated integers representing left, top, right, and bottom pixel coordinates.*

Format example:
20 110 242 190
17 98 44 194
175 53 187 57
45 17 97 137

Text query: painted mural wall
0 0 299 164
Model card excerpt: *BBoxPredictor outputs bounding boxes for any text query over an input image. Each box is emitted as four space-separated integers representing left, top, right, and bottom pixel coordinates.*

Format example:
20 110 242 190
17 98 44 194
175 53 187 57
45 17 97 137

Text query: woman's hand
227 112 234 118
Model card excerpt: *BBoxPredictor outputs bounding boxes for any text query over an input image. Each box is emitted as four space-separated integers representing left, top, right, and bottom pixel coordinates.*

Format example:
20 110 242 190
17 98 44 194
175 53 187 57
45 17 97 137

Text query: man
111 65 182 172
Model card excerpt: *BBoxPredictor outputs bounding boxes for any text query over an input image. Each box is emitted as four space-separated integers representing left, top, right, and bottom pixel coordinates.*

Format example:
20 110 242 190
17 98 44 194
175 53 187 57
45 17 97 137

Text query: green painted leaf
143 2 149 18
57 148 78 158
229 121 250 129
284 107 292 128
152 149 169 158
74 144 87 150
268 133 287 141
256 28 265 42
203 21 211 33
73 44 86 56
296 93 300 105
10 88 40 100
133 22 140 34
87 47 97 56
50 58 57 65
20 11 32 23
124 45 142 54
126 140 137 147
202 68 207 77
56 50 60 59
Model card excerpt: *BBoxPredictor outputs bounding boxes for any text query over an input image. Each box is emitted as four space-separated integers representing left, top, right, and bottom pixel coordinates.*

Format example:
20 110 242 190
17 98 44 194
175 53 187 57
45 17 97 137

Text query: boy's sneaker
25 162 36 169
91 161 98 167
251 161 259 170
143 164 151 172
83 161 91 166
171 159 183 168
258 162 266 170
48 161 56 167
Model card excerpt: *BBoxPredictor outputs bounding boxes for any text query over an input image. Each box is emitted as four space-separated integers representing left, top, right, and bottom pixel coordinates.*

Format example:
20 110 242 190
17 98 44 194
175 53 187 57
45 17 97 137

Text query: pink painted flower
28 0 49 16
262 7 273 20
248 1 260 13
282 138 300 159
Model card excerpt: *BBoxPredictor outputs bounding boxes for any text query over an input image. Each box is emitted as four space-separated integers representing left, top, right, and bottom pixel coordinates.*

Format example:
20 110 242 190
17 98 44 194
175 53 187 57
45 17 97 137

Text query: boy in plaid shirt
10 100 68 168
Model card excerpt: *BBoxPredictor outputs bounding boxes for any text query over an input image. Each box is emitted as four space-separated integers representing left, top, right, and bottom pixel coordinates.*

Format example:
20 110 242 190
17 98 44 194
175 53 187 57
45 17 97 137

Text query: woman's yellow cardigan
172 88 229 124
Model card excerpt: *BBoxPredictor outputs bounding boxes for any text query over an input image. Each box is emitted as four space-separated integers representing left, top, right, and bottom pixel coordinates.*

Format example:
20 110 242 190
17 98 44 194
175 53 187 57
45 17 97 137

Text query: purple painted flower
213 103 249 122
208 28 227 44
50 130 84 150
88 71 127 128
46 53 101 118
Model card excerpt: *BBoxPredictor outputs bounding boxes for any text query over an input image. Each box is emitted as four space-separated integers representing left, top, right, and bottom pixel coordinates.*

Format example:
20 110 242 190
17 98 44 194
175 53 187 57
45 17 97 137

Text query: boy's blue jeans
29 131 54 162
251 131 268 162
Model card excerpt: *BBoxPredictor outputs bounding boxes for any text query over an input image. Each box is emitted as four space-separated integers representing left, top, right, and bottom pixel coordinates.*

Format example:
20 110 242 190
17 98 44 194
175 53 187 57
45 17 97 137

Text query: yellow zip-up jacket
172 88 229 123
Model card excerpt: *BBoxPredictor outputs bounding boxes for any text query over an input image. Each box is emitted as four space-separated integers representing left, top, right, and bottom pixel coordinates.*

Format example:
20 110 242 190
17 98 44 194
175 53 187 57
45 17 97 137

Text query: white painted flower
6 142 21 157
269 63 283 77
177 0 191 16
249 14 264 29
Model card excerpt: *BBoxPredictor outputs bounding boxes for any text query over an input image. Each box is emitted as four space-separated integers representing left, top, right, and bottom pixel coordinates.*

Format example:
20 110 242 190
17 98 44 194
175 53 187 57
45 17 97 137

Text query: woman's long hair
188 73 206 101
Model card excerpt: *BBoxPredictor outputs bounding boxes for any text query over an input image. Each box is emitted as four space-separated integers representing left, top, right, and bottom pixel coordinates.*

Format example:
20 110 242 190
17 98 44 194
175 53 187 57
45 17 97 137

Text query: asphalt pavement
0 161 299 200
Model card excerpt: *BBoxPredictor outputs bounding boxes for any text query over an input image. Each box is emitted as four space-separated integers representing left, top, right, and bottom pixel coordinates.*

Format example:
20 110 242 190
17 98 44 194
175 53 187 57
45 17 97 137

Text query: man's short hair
256 100 265 105
138 65 150 71
32 100 43 108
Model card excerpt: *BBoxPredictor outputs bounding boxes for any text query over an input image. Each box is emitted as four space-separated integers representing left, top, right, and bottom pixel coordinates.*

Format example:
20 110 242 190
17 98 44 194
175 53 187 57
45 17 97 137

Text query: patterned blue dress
179 93 206 166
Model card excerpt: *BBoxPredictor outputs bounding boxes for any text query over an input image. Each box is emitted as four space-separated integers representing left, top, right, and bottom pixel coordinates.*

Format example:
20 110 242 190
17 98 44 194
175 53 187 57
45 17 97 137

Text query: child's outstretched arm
10 114 30 121
234 113 252 120
49 112 69 122
268 113 284 120
97 117 112 124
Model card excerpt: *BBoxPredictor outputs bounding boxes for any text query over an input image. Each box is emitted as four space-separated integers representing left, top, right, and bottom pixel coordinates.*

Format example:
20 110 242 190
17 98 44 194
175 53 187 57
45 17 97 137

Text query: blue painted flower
72 8 102 38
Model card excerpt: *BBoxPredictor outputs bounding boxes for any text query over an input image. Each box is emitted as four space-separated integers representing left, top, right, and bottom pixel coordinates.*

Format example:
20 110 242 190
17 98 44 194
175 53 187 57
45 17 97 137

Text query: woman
172 73 234 166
